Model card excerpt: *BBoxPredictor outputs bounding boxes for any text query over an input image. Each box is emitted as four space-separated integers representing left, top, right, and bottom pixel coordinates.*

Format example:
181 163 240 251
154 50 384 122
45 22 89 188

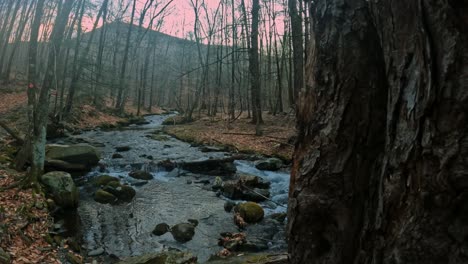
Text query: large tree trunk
288 1 468 263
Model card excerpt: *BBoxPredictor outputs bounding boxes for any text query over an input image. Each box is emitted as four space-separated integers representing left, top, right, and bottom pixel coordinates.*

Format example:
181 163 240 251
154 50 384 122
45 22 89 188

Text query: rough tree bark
288 1 468 263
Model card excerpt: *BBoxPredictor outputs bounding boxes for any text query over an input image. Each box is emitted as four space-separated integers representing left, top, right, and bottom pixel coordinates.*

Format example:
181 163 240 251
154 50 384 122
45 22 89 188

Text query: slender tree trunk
288 1 468 263
27 0 74 183
116 0 137 113
288 0 303 105
249 0 262 132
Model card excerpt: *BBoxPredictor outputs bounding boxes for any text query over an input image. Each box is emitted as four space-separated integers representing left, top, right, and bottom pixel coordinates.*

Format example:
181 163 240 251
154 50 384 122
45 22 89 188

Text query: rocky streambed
49 115 290 263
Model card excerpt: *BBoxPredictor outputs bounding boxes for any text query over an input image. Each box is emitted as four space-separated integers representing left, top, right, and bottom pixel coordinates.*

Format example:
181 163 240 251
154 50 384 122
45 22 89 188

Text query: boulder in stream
94 189 117 204
180 159 237 176
40 171 79 209
92 175 120 187
46 144 100 167
235 202 264 223
254 158 283 171
129 170 153 180
112 153 124 159
152 223 170 236
115 146 131 152
103 182 136 203
171 223 196 243
117 251 197 264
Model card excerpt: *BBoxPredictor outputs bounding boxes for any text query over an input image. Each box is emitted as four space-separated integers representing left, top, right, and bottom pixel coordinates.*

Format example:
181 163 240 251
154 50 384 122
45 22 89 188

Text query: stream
55 115 290 263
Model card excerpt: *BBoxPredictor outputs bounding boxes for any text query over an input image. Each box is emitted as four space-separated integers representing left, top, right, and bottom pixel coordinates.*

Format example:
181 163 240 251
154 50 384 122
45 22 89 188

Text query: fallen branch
0 120 24 144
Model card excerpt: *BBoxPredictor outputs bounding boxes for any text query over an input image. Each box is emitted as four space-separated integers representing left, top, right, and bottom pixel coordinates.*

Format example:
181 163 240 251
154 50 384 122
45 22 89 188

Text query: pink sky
82 0 286 40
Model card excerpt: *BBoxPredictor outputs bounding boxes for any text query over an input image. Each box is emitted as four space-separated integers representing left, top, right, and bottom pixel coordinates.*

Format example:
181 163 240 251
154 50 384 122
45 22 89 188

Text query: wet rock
44 159 88 173
243 188 270 202
254 158 283 171
239 174 271 189
180 159 237 176
40 171 79 209
270 213 287 224
115 146 131 152
129 170 153 180
158 159 176 171
117 251 197 264
224 201 236 213
92 175 120 187
188 219 199 227
235 202 264 223
146 155 154 160
103 183 136 203
112 153 124 159
222 181 269 202
94 189 117 204
46 144 100 168
88 247 105 256
171 223 196 243
152 223 170 236
238 239 269 252
222 181 244 200
0 248 10 264
131 181 148 187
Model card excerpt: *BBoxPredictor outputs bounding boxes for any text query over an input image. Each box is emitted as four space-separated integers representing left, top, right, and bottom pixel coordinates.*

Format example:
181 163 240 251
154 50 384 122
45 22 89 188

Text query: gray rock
115 146 131 152
129 170 153 180
254 158 283 171
40 171 79 208
88 247 105 256
171 223 196 243
239 174 271 189
224 201 236 212
152 223 170 236
112 153 124 159
46 144 100 168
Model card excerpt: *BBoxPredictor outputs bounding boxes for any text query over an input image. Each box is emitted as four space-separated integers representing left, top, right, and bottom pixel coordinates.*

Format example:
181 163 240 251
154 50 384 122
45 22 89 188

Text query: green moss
235 202 264 223
94 189 116 204
92 175 120 187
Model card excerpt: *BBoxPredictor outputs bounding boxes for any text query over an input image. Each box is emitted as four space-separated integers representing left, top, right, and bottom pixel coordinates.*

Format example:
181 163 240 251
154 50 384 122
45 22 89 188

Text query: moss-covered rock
94 189 117 204
45 144 100 168
92 175 120 187
103 183 136 203
40 171 79 209
129 170 153 180
235 202 264 223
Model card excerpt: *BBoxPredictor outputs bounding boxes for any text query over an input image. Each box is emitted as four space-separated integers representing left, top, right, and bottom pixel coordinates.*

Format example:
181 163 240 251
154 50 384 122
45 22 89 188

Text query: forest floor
163 113 296 162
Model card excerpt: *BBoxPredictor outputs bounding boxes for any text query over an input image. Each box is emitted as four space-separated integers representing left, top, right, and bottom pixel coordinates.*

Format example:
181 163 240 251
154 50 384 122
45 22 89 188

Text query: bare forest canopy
0 0 297 119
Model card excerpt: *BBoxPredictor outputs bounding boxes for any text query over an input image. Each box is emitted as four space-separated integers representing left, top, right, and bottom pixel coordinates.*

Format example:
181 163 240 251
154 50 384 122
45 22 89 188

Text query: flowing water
59 115 290 262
